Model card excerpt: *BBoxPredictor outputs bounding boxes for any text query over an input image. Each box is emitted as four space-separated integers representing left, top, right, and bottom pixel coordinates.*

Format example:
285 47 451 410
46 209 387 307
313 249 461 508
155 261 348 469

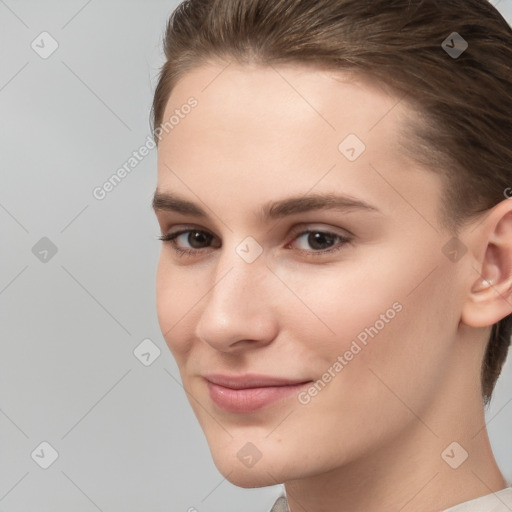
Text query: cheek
283 244 457 387
277 262 458 463
155 256 202 357
277 258 405 363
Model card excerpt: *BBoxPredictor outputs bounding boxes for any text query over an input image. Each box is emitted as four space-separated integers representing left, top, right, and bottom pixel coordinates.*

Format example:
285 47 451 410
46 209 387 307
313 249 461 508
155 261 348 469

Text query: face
153 61 472 487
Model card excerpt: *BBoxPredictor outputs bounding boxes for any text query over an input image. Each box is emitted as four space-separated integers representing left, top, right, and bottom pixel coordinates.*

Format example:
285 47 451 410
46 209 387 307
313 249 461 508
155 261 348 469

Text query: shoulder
268 496 288 512
267 487 512 512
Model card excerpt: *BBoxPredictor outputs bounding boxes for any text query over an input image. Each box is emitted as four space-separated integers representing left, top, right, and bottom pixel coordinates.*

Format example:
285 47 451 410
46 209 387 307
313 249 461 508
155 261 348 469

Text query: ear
461 199 512 328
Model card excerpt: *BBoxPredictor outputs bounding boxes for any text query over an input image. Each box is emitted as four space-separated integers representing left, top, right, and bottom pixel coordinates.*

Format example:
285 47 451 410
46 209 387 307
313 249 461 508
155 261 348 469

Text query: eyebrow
152 190 381 220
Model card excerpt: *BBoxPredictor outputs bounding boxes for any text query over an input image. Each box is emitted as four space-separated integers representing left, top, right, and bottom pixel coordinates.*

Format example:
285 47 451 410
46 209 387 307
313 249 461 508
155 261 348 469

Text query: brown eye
289 229 351 254
305 232 338 250
158 229 219 256
185 230 214 248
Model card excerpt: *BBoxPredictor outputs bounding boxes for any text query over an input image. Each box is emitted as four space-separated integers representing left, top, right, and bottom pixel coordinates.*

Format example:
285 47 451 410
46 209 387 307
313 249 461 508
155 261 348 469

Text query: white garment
443 486 512 512
269 486 512 512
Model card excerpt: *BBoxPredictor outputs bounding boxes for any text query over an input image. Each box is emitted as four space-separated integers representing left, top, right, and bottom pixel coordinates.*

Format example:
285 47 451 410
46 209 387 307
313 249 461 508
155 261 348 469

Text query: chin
215 460 284 488
226 471 276 489
207 443 288 488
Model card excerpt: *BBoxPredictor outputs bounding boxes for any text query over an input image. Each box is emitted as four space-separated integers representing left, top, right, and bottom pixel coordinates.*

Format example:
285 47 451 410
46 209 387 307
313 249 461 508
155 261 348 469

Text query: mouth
204 373 313 413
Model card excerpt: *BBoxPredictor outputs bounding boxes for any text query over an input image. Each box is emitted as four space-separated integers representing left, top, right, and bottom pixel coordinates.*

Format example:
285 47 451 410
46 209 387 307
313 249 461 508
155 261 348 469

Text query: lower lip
206 381 312 413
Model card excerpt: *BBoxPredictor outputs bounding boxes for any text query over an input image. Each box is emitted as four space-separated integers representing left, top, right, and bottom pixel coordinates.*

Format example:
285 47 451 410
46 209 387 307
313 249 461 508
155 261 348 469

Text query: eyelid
286 223 353 240
161 224 218 240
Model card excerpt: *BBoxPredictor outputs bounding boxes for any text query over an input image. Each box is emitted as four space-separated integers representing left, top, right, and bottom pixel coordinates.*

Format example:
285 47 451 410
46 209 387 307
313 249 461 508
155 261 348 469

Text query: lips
204 373 313 413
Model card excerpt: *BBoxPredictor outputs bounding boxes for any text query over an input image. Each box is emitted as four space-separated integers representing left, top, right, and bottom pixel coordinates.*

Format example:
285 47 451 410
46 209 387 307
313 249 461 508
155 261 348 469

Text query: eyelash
158 227 352 258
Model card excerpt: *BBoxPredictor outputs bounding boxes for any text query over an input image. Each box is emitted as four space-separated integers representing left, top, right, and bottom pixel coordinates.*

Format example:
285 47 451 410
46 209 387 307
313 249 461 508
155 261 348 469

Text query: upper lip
204 373 312 389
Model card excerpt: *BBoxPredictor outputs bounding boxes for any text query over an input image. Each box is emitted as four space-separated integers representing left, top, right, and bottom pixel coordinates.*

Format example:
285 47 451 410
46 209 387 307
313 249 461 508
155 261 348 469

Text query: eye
158 226 352 258
286 228 352 256
158 228 219 256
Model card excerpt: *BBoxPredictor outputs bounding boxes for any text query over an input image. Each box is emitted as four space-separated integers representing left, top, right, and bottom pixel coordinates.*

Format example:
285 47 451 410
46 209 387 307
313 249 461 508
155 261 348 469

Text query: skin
153 60 511 512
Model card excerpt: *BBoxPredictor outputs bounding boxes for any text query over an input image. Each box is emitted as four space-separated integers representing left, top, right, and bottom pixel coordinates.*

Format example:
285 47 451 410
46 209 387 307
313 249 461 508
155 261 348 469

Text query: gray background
1 1 511 511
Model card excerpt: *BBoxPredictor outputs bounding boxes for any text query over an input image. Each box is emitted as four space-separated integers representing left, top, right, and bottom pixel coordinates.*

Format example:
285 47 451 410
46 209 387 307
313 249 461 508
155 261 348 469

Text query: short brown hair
151 0 512 405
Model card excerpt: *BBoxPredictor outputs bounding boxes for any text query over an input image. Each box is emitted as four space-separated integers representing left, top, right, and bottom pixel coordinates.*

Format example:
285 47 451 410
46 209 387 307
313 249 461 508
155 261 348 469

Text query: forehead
163 61 408 137
156 61 443 229
159 61 416 168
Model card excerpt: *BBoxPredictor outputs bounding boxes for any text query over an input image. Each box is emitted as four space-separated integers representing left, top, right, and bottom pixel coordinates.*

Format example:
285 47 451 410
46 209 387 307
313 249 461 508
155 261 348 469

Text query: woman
150 0 512 510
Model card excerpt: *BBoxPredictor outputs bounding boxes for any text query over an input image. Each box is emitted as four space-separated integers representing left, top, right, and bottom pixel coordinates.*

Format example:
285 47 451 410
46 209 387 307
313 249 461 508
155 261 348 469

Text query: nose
194 244 279 353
